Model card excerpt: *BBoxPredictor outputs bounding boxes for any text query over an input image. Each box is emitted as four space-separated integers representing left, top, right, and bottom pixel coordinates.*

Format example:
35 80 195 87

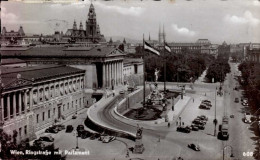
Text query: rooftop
1 65 85 89
1 46 125 58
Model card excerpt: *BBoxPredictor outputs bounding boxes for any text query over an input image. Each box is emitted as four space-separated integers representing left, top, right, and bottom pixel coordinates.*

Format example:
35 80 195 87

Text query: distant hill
105 36 142 44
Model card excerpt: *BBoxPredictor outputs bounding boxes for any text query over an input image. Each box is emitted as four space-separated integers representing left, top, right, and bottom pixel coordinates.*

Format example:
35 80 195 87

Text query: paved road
226 62 256 160
64 61 256 160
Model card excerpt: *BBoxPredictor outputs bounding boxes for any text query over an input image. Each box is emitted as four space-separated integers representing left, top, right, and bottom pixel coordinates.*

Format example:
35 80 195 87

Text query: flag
144 41 160 56
165 42 171 53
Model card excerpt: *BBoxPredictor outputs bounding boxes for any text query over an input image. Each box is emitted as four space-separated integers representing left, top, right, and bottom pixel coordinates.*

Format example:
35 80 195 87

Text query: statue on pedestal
154 68 159 82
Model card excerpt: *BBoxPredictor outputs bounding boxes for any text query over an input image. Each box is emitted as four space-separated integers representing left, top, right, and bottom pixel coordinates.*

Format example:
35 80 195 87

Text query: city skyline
1 0 260 44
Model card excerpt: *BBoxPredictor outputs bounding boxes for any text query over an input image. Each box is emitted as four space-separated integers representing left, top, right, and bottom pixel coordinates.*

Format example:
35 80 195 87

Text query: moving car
65 125 74 133
242 101 249 106
188 143 200 151
244 113 251 123
72 114 77 119
102 136 116 143
119 90 125 94
234 98 239 103
176 126 191 133
77 125 85 137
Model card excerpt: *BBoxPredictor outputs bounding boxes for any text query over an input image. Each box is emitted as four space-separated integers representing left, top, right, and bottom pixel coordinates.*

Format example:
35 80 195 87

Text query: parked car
234 98 239 103
33 136 54 150
90 133 101 140
177 126 191 133
102 136 116 143
188 143 200 151
197 115 208 121
65 125 74 133
196 124 205 130
199 104 210 110
192 119 206 125
45 126 59 133
190 125 199 131
81 130 92 139
54 124 65 131
38 135 54 142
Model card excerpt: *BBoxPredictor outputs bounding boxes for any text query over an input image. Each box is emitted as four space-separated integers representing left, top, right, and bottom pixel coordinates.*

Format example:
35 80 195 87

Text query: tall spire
163 24 165 42
149 32 151 41
159 24 161 44
73 20 77 30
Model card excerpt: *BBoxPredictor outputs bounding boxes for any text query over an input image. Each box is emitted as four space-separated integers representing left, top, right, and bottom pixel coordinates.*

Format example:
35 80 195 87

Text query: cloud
225 11 259 26
95 2 145 16
1 7 19 23
171 24 195 36
252 0 260 6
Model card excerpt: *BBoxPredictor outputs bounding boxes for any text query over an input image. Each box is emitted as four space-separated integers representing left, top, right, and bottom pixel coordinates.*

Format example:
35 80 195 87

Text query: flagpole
163 40 166 93
143 34 145 108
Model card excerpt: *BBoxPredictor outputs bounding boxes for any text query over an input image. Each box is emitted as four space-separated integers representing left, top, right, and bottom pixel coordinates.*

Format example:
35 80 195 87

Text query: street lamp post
223 145 234 160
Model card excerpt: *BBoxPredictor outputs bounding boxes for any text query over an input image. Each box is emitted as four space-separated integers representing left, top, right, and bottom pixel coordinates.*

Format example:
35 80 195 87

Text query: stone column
13 93 16 117
1 95 4 122
112 62 115 87
7 94 10 120
29 89 33 111
24 90 28 114
115 61 118 86
121 61 124 84
105 63 107 88
109 62 111 87
102 63 106 88
19 92 22 114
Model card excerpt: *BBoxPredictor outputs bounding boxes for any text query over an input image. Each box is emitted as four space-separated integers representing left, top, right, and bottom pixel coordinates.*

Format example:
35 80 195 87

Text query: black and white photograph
0 0 260 160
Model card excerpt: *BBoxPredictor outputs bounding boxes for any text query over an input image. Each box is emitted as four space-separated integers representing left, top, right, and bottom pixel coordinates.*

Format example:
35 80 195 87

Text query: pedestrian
193 98 194 102
168 122 170 128
176 121 178 126
126 150 129 158
182 122 184 126
158 136 160 142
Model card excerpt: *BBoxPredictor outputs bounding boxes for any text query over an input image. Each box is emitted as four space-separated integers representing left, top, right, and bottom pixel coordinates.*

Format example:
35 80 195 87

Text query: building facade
0 65 86 142
123 58 144 86
247 43 260 63
1 46 125 89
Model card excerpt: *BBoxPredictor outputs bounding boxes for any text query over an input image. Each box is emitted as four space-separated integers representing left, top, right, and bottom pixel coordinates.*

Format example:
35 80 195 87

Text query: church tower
86 3 97 38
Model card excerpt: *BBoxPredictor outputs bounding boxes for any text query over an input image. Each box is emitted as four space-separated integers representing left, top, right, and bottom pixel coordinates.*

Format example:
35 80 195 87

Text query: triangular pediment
4 78 32 89
107 48 125 56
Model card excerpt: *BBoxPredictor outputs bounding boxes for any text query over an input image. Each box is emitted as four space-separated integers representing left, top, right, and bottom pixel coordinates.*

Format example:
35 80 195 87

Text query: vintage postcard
0 0 260 160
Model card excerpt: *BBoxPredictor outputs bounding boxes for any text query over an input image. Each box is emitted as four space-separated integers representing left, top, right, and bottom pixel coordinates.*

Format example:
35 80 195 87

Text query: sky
1 0 260 44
